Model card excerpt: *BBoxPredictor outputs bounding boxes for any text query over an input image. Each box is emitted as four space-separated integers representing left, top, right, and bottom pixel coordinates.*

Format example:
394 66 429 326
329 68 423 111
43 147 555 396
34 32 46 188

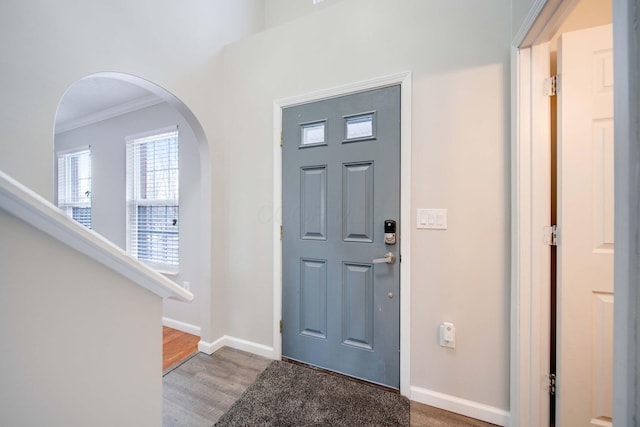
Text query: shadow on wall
53 72 212 338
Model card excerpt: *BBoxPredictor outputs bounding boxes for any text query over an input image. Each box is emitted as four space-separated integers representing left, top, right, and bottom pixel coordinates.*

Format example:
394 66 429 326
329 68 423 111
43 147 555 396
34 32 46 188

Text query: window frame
56 146 93 229
125 126 180 274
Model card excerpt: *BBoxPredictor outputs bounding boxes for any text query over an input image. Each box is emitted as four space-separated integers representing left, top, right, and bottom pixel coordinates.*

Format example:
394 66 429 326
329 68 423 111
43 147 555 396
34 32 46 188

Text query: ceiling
55 77 163 133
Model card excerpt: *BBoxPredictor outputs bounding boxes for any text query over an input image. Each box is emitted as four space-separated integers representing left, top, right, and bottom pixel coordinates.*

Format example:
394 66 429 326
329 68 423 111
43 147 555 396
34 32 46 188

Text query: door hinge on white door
547 373 556 395
280 132 283 147
279 320 283 334
543 75 559 96
280 225 283 240
543 225 559 246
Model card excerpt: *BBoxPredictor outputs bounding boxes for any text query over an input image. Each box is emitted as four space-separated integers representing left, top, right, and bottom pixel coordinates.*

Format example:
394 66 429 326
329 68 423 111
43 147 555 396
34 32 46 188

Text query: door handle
373 252 396 264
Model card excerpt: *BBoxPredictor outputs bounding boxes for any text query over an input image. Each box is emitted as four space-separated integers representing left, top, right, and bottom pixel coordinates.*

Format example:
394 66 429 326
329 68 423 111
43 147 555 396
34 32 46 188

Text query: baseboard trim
162 317 201 336
197 335 276 359
225 336 276 359
198 336 226 355
410 386 509 426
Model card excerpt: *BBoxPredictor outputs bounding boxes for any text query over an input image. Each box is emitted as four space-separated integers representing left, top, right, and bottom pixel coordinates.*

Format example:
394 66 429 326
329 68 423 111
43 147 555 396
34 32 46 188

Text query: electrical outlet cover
439 322 456 348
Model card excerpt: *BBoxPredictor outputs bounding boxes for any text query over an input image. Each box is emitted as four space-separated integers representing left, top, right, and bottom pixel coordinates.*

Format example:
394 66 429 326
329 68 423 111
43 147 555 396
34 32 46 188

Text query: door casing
272 71 412 396
513 40 553 427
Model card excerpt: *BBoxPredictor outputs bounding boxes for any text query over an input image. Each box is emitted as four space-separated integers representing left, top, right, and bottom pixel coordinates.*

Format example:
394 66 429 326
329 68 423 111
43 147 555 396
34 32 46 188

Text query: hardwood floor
410 401 498 426
162 326 199 371
162 329 498 426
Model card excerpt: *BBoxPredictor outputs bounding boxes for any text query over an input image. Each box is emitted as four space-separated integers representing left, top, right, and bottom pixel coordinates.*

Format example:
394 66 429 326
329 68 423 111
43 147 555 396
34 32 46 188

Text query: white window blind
57 148 92 229
126 127 179 271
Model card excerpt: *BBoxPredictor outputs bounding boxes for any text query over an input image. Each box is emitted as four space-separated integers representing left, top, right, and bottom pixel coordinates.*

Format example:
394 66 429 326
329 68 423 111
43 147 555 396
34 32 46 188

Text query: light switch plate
417 208 447 230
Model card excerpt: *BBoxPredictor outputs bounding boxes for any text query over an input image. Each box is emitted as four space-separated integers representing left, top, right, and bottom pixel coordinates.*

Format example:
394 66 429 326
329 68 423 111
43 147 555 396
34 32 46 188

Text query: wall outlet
183 281 190 291
439 322 456 348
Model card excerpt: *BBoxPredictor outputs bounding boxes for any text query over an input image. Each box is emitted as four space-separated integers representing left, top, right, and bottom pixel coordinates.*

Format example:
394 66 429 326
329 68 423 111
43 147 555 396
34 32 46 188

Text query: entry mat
214 360 409 427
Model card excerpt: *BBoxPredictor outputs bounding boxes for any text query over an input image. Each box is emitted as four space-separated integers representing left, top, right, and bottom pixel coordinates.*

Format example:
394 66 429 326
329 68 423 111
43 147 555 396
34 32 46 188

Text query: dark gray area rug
214 360 409 427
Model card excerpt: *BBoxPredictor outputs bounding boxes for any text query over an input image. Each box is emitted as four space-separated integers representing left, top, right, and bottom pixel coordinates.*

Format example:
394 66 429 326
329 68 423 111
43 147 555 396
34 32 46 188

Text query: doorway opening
53 72 213 362
548 7 613 425
511 1 614 426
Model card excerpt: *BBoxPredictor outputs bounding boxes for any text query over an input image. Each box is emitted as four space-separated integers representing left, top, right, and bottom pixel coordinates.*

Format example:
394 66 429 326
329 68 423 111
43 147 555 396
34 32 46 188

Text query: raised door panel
591 292 613 425
301 166 327 240
342 162 374 243
342 262 373 350
300 258 327 339
593 120 614 251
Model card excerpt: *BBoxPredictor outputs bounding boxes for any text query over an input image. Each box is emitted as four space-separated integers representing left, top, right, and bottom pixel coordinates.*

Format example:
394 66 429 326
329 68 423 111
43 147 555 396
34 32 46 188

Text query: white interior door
557 24 614 427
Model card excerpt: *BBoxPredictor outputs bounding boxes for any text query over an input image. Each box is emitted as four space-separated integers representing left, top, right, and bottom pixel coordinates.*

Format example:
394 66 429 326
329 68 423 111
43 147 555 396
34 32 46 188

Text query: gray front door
282 85 401 389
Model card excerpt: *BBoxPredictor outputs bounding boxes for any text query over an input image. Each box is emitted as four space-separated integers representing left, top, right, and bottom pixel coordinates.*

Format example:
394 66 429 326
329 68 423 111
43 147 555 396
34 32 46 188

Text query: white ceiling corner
55 77 164 134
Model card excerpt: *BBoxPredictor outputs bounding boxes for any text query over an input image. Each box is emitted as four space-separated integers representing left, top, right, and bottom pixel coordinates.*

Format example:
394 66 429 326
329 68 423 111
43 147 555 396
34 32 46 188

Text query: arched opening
53 72 212 349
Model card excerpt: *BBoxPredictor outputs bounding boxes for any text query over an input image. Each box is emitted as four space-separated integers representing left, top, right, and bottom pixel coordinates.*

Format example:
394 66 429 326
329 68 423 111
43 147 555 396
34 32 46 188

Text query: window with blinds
126 127 179 271
57 148 92 229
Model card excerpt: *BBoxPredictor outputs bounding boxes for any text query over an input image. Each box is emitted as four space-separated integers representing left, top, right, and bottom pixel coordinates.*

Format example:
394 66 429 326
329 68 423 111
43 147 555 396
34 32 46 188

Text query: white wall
55 103 203 329
0 0 264 344
512 0 537 39
264 0 345 28
223 0 511 413
0 0 263 201
0 209 163 426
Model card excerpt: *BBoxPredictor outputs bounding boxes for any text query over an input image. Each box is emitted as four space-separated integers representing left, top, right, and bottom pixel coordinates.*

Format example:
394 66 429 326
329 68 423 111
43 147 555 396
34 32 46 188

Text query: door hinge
543 75 559 96
280 225 283 240
280 132 283 147
279 320 283 334
543 225 559 246
547 373 556 395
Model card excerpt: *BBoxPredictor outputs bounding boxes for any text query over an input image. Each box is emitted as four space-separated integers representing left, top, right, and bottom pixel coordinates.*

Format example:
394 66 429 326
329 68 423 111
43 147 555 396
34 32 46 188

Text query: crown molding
55 94 164 134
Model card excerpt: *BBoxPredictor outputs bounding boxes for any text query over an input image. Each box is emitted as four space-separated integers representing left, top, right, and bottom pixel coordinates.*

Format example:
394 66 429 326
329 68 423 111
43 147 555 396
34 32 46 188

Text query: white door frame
511 0 639 425
511 40 553 427
611 0 640 422
272 72 412 396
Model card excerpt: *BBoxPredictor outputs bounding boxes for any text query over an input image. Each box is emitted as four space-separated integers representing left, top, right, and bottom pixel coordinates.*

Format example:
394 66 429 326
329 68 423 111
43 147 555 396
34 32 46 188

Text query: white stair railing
0 169 193 301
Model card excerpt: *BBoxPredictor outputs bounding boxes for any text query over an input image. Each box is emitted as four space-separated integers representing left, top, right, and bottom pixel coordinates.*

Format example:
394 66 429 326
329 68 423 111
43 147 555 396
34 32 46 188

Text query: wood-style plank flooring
410 401 498 426
162 329 498 426
163 347 272 426
162 326 199 371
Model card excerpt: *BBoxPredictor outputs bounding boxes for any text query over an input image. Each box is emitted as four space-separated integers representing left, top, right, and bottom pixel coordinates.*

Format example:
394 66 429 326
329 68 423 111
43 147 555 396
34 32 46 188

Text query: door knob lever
373 252 396 264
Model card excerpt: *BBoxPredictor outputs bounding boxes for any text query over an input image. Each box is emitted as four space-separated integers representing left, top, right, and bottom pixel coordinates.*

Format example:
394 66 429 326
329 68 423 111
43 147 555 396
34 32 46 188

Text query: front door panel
282 86 401 388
